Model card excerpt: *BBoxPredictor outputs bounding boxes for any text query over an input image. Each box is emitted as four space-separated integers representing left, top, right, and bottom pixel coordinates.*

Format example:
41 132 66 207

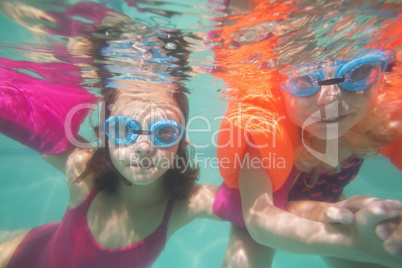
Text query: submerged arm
42 136 92 173
42 147 75 173
238 146 402 266
166 183 222 239
188 184 222 221
222 224 274 268
239 163 344 256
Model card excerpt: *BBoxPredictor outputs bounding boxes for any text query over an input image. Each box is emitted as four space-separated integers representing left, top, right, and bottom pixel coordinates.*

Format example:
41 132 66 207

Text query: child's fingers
356 200 402 229
340 195 379 213
367 200 402 219
382 216 402 256
376 220 398 240
324 205 354 224
383 234 402 255
323 196 379 224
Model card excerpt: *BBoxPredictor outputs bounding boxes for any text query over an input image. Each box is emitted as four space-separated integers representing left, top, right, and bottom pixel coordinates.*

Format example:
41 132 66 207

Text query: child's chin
130 171 164 185
305 129 337 140
130 177 159 186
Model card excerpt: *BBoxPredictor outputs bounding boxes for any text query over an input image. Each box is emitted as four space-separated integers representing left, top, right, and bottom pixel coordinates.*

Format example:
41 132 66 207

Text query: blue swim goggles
105 116 183 147
282 51 395 97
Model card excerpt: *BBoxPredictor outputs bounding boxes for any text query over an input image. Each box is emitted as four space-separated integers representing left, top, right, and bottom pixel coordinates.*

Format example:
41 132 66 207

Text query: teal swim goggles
105 116 183 147
282 51 395 97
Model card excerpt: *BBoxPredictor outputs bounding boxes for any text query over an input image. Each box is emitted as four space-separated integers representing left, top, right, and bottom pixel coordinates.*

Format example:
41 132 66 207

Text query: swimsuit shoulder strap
72 185 99 210
160 198 175 229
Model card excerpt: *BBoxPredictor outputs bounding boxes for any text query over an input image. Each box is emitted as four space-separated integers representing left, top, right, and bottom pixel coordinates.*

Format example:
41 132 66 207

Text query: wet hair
75 21 199 199
212 0 402 182
295 62 402 176
281 2 402 176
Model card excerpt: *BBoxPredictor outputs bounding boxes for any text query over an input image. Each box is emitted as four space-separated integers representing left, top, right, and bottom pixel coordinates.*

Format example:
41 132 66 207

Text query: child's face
281 62 379 140
107 90 184 185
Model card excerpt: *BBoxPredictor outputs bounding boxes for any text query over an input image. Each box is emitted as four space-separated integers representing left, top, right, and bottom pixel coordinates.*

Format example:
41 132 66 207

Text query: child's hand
323 195 379 224
324 196 402 255
375 213 402 255
352 200 402 266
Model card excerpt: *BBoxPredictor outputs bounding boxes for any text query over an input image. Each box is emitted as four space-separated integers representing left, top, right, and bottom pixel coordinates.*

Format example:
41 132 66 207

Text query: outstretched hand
373 209 402 256
324 196 402 255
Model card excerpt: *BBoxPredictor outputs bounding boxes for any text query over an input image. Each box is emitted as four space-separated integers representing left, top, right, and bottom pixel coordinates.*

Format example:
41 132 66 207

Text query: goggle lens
290 75 315 90
108 121 131 140
343 63 381 91
156 125 179 143
349 63 378 83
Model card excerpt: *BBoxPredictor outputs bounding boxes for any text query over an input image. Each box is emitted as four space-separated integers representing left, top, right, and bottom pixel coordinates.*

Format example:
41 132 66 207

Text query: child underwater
0 4 226 267
1 1 401 267
211 0 402 267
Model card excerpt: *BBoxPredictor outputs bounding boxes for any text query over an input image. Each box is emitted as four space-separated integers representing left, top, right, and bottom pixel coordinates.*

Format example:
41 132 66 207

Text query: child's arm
42 136 93 173
64 146 96 208
238 145 402 266
166 183 221 238
0 230 30 268
222 224 274 268
182 182 277 267
188 184 222 221
42 148 76 173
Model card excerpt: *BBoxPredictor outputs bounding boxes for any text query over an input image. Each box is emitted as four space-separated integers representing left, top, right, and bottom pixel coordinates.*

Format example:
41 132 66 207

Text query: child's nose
133 136 154 156
316 84 341 106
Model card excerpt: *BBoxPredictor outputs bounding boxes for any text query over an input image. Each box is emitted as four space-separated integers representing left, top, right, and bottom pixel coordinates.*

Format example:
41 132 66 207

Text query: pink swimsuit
7 187 174 268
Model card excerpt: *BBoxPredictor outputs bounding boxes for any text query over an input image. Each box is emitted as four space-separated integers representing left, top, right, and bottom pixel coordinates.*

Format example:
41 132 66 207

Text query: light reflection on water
0 0 401 267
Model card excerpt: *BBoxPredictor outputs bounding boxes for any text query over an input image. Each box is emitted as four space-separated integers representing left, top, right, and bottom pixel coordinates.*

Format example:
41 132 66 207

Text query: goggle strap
318 77 345 86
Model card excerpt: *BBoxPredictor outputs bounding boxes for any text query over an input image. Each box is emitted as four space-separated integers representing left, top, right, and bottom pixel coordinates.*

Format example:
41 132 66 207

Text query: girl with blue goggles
105 116 183 147
282 51 395 97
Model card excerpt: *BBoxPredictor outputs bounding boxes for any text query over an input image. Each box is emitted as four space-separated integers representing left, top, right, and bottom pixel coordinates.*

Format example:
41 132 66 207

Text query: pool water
0 1 401 267
1 75 401 268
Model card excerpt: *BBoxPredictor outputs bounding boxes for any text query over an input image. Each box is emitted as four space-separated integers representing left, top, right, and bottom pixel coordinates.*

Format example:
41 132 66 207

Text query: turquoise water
1 2 402 268
1 75 401 268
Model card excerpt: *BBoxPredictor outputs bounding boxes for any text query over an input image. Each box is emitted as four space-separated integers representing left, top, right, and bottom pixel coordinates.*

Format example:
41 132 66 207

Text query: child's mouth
319 114 348 123
311 114 348 123
130 160 155 169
